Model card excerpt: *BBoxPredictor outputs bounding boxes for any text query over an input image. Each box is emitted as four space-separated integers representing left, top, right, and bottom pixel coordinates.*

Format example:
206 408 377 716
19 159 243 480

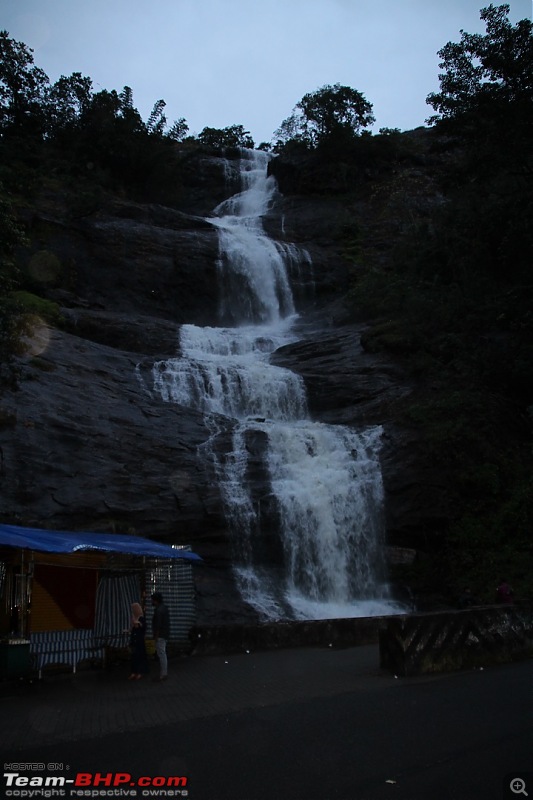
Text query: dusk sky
3 0 532 144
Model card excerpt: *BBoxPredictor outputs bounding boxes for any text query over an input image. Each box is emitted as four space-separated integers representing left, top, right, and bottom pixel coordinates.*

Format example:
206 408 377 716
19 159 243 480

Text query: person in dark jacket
128 602 149 680
151 592 170 681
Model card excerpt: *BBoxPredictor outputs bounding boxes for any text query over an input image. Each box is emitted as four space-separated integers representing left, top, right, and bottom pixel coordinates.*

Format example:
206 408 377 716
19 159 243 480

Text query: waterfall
153 149 402 620
211 150 295 325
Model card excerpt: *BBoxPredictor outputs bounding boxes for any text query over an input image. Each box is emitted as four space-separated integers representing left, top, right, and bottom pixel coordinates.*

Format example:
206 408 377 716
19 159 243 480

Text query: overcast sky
2 0 532 144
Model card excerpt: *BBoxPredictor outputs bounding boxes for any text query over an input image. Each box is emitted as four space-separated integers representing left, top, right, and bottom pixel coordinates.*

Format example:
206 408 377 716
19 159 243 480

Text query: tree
44 72 93 135
147 99 167 137
117 86 145 135
424 3 533 273
80 88 122 135
274 83 375 149
197 124 254 150
0 31 48 133
119 85 134 111
426 4 533 134
166 117 189 142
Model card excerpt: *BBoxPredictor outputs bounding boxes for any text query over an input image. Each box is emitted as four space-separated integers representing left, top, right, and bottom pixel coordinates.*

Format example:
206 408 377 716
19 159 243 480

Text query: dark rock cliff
0 147 446 622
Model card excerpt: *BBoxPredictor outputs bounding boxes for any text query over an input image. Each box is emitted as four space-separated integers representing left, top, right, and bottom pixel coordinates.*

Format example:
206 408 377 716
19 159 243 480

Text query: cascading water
152 149 402 620
211 151 296 325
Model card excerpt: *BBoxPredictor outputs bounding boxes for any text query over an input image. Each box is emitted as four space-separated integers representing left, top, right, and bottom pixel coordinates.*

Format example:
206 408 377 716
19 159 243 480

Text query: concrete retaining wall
379 605 533 676
189 616 384 656
189 606 533 677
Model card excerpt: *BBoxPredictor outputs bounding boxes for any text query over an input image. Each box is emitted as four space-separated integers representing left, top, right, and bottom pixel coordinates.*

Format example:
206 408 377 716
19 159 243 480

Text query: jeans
155 638 167 677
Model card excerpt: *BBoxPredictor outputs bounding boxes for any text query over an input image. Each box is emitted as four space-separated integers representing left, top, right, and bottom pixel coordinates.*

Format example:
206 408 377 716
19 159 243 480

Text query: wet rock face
38 200 223 328
1 328 228 538
1 150 443 623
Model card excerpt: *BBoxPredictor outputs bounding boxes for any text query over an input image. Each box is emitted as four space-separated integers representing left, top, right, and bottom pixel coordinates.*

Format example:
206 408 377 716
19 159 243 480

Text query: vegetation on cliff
366 5 532 604
273 4 533 603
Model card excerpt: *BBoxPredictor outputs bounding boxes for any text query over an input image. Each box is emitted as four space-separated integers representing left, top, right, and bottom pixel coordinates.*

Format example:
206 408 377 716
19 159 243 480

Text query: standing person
128 602 149 680
495 579 514 604
151 592 170 682
458 587 477 609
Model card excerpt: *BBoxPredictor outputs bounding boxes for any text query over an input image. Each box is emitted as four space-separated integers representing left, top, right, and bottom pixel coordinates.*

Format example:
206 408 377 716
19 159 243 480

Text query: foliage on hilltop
273 83 375 151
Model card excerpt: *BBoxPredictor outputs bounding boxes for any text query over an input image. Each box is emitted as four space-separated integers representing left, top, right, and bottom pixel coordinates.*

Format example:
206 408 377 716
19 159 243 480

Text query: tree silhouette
274 83 374 149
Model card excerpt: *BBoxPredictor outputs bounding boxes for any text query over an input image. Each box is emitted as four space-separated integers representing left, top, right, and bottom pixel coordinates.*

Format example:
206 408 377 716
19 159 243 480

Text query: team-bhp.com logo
4 771 188 797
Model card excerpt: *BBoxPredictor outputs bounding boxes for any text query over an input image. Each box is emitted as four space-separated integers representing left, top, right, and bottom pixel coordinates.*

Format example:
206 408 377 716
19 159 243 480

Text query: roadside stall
0 523 201 679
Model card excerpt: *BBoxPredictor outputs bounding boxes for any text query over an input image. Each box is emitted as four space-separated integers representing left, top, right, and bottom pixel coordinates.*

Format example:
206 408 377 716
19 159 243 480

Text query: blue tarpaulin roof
0 523 202 562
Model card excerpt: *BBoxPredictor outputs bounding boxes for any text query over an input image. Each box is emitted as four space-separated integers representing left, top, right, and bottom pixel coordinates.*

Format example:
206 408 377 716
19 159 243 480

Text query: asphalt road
1 645 532 800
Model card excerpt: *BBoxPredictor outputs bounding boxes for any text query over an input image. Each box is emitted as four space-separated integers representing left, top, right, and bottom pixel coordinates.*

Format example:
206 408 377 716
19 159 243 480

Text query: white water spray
153 149 402 620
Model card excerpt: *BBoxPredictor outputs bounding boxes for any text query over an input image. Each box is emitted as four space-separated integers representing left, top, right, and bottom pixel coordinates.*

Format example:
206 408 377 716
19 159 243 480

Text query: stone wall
189 616 384 656
379 605 533 676
189 606 533 675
